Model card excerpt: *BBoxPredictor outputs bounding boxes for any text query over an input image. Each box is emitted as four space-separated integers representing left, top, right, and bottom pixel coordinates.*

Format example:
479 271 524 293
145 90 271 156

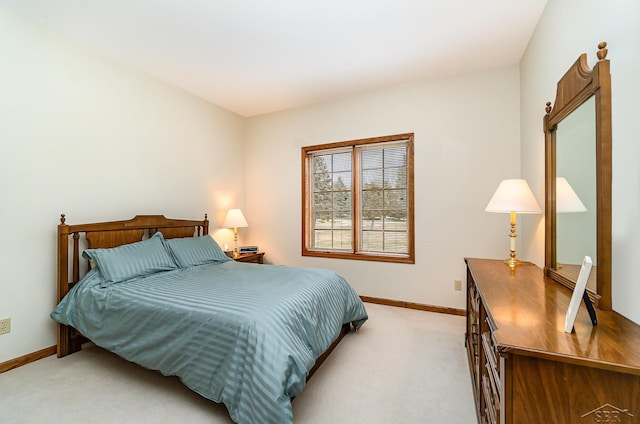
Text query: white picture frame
564 256 593 333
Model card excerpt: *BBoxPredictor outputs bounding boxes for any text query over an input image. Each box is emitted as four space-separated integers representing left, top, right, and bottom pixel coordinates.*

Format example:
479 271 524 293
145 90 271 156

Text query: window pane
384 166 406 189
313 212 332 229
313 193 332 211
363 169 383 188
332 230 352 249
360 142 409 255
384 146 406 167
313 155 332 173
333 192 352 212
310 150 353 251
333 171 352 190
313 176 332 193
335 213 352 225
384 232 408 253
362 190 383 210
362 230 383 252
384 215 407 230
333 217 351 230
333 152 351 172
312 155 333 193
362 211 383 230
362 149 382 169
313 230 333 249
384 189 407 210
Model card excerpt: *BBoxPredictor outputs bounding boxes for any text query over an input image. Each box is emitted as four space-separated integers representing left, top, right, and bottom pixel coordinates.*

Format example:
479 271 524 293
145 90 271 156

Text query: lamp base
504 257 522 269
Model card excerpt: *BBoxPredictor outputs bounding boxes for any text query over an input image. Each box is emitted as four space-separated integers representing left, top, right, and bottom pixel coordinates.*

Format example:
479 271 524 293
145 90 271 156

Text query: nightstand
225 251 265 264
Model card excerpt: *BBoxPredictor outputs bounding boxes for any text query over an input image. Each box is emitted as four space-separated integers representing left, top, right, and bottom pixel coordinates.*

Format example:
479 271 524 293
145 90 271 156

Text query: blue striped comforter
51 261 368 424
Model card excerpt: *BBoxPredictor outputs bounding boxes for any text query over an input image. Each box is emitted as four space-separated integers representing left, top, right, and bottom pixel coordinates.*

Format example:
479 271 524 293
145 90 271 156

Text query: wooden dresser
465 258 640 424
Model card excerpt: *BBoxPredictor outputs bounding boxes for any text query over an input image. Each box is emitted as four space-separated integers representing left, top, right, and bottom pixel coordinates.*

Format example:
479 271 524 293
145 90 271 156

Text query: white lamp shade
485 179 542 214
222 209 248 228
556 177 587 213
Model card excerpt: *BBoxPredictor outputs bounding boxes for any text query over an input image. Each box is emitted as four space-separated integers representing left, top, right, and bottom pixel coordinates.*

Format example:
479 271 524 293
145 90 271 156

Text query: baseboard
0 345 57 374
360 296 465 316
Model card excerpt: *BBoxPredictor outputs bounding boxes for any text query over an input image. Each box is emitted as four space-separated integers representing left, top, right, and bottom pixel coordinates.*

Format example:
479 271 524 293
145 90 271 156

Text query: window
302 133 414 263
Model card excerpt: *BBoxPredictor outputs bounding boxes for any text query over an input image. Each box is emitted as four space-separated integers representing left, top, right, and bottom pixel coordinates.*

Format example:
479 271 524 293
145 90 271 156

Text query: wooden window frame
301 133 415 264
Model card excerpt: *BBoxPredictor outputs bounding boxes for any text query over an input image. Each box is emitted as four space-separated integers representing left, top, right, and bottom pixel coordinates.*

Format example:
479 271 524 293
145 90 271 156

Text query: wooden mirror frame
544 42 612 310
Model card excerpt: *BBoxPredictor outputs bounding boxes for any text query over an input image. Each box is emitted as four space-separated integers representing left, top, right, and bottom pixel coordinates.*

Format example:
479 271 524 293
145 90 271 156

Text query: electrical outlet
454 279 462 291
0 318 10 335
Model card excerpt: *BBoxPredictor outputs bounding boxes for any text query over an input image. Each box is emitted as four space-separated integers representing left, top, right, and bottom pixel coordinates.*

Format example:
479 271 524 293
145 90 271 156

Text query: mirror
555 97 597 292
544 42 612 310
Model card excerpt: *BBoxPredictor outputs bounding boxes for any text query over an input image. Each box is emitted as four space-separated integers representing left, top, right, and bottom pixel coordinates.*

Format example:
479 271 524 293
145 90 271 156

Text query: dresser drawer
481 332 501 390
482 374 498 424
470 281 480 315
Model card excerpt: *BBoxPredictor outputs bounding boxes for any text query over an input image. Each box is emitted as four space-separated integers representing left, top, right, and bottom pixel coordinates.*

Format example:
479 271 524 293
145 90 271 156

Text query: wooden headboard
56 214 209 357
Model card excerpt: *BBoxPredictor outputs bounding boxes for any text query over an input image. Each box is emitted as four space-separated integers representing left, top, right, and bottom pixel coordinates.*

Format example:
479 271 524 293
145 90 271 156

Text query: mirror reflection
554 97 597 291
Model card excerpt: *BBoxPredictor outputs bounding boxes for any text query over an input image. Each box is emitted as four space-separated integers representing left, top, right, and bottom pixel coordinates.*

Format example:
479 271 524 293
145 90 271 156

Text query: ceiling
1 0 547 117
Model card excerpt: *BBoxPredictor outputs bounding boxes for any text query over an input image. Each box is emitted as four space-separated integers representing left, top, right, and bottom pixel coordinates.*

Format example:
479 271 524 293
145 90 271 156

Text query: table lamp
222 209 248 257
486 179 541 268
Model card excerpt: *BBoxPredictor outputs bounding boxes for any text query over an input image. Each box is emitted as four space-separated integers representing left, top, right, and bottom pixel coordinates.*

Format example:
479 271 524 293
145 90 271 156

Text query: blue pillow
164 235 230 268
82 232 178 284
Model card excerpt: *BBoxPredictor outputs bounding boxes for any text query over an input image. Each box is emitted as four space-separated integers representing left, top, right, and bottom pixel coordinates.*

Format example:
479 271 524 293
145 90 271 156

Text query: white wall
0 9 245 363
520 0 640 323
243 66 523 310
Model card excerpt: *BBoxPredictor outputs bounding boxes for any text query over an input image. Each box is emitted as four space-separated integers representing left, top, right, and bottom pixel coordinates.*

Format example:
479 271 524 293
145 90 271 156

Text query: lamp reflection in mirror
222 209 248 257
556 177 587 213
486 179 542 268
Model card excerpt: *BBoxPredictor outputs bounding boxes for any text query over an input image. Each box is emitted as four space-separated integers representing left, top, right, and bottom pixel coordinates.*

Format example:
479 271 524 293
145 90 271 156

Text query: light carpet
0 303 476 423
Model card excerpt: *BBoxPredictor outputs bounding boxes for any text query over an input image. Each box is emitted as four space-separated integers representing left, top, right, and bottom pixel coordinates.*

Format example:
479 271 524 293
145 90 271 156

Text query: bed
52 214 368 424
